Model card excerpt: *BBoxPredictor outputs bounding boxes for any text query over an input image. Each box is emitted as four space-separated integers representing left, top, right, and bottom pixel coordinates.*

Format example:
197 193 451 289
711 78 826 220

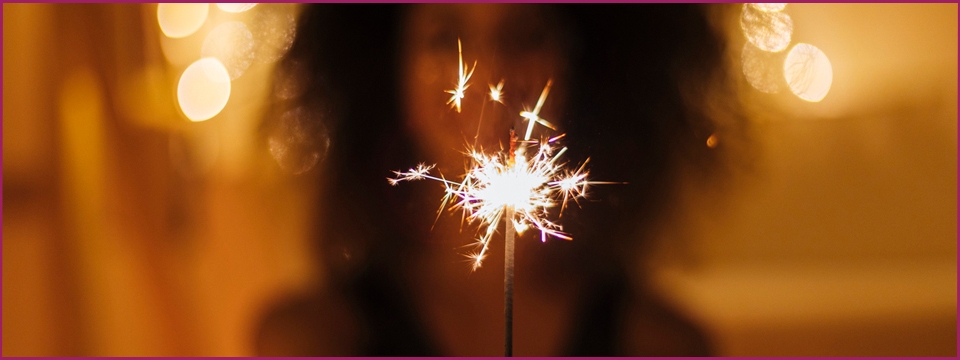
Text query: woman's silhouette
255 4 746 356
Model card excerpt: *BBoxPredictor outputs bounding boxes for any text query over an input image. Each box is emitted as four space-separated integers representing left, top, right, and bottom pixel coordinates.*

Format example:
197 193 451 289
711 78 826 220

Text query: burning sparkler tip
394 41 618 271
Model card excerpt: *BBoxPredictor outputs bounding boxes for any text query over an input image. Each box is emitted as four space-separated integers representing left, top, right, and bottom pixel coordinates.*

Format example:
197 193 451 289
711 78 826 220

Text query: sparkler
445 39 476 113
390 132 595 268
390 40 616 357
489 79 505 103
520 79 556 140
390 131 601 357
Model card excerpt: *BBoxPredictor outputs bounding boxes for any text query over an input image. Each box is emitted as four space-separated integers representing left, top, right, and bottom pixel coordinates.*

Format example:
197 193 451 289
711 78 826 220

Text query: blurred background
2 3 956 356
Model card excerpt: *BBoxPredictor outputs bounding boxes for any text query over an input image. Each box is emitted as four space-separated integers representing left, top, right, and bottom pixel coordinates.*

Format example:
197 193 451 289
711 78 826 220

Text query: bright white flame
740 4 793 52
216 3 257 13
473 153 547 211
389 136 608 269
157 3 209 39
784 43 833 102
177 58 231 121
202 21 255 80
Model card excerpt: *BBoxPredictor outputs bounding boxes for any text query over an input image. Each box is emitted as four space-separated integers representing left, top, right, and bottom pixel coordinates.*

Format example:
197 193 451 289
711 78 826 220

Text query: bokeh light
749 3 787 13
216 3 257 13
740 4 793 52
272 59 308 101
157 3 209 39
202 21 255 80
249 4 298 64
706 134 719 148
177 58 231 122
783 43 833 102
267 106 329 175
741 41 783 94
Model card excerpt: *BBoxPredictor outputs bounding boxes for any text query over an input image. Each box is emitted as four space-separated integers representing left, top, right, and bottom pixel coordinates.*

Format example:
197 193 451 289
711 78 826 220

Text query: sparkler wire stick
504 206 515 357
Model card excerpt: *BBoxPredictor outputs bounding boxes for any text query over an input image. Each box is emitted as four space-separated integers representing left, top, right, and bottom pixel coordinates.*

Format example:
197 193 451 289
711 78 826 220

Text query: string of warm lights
740 3 833 102
157 3 295 121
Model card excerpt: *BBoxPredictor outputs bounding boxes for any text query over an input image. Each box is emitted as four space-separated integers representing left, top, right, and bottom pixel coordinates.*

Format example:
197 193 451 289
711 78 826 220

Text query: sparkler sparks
389 133 601 270
445 39 476 113
388 163 435 186
489 79 505 103
520 79 556 140
396 39 620 356
392 40 619 271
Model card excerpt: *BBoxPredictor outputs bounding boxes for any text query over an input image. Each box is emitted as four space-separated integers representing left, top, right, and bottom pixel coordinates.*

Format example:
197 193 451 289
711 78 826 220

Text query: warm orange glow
706 134 719 148
783 43 833 102
157 3 209 39
159 30 203 66
740 4 793 52
216 3 257 13
201 21 255 80
177 58 231 121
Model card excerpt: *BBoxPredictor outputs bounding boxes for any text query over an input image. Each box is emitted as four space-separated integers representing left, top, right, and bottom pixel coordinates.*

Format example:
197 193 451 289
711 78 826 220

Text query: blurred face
399 5 584 289
400 4 569 171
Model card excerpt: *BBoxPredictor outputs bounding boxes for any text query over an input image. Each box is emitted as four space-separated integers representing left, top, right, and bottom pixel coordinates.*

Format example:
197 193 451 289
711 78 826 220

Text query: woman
256 4 745 356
